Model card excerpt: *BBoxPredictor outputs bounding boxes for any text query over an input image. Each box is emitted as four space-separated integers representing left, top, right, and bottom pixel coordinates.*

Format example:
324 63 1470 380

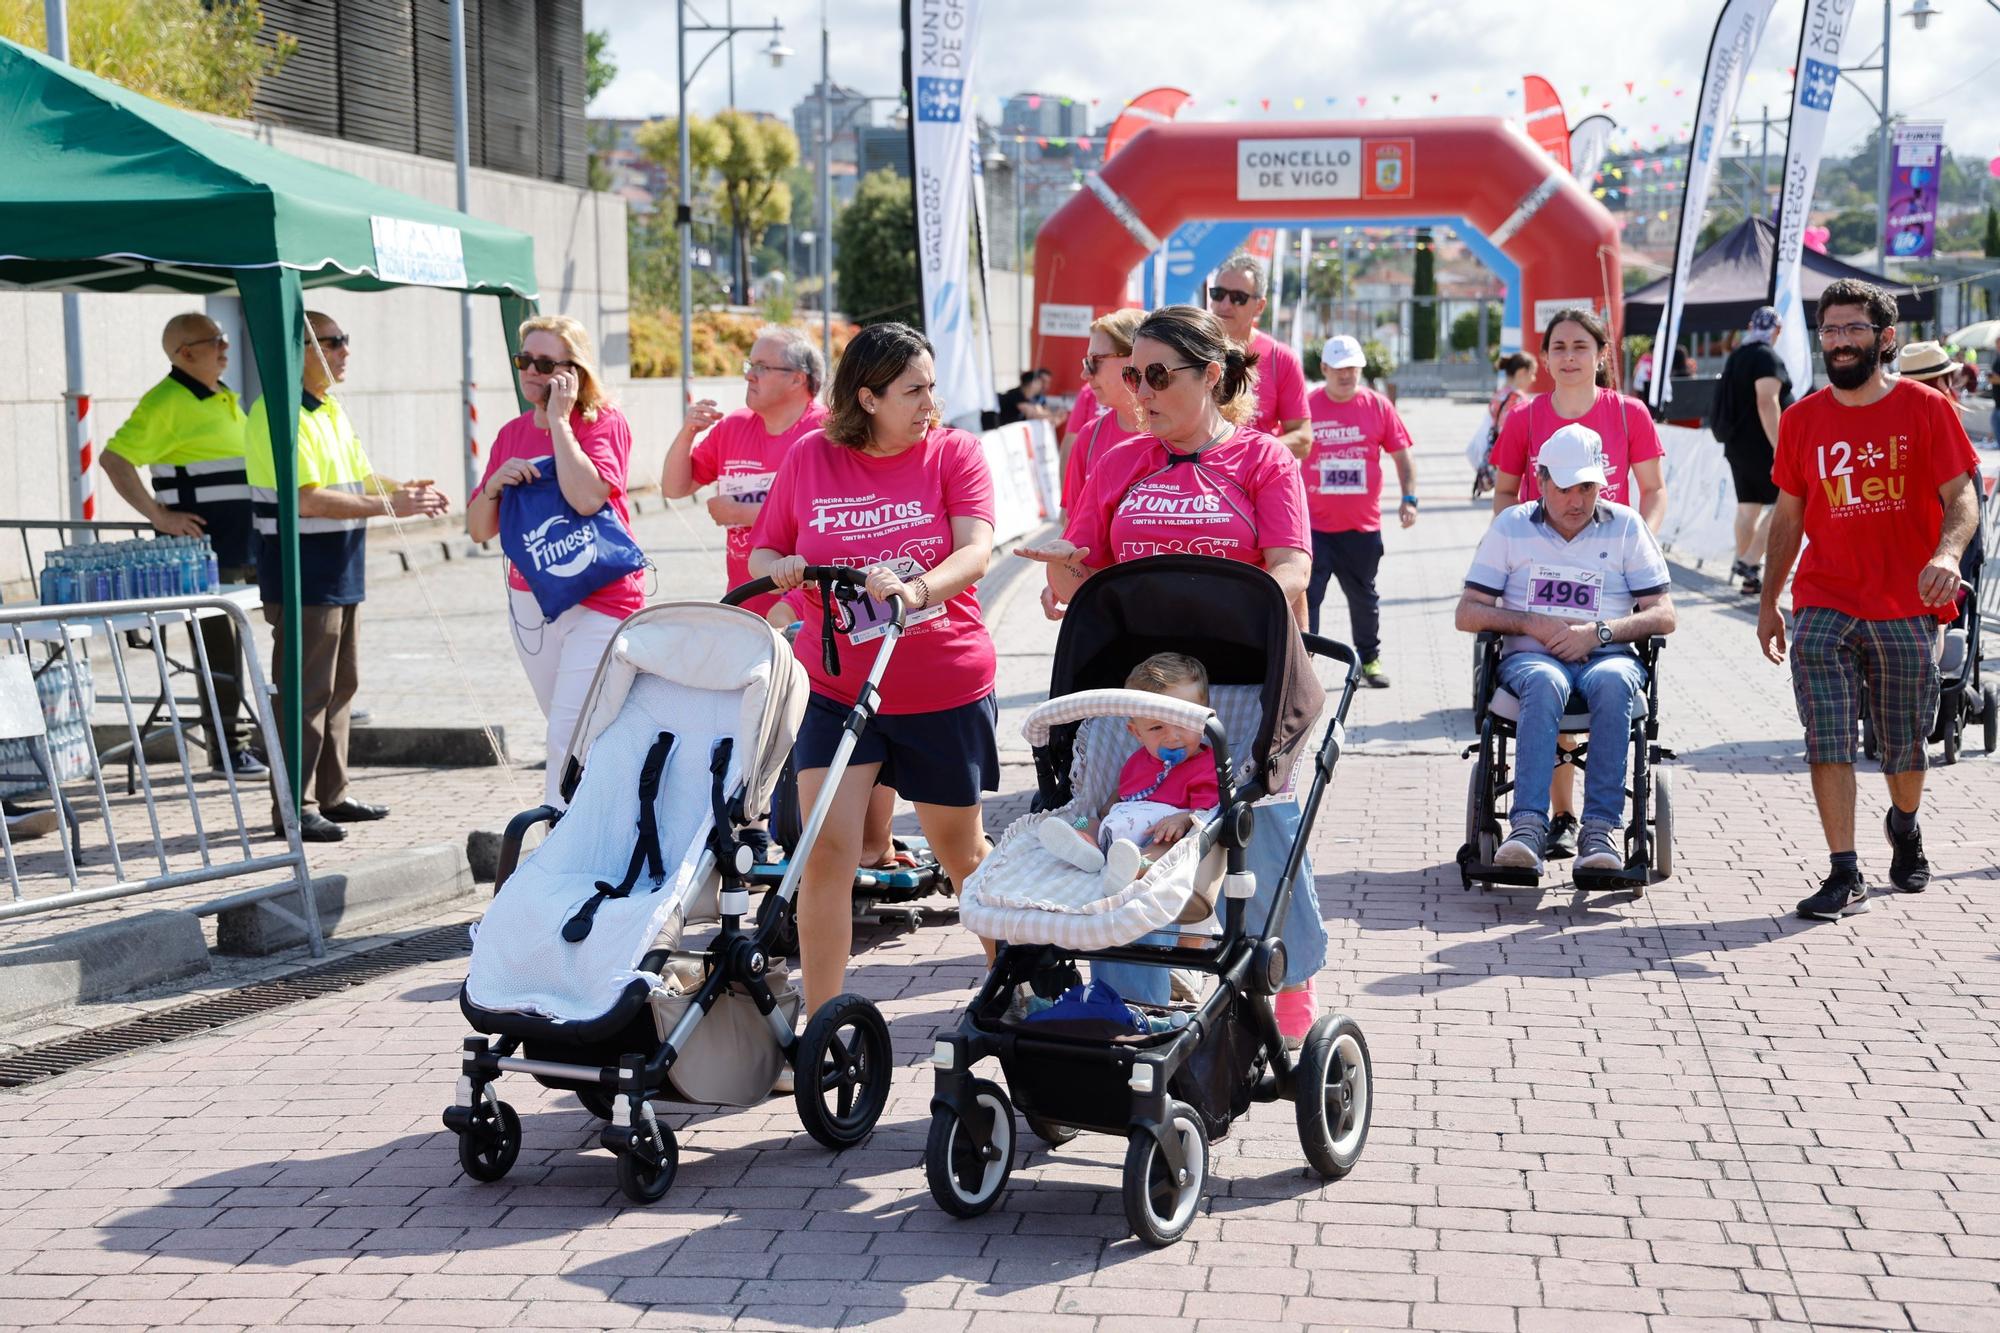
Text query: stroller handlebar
722 566 908 677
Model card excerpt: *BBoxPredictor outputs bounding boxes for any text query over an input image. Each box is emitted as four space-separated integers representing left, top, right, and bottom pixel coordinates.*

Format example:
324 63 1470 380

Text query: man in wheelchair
1455 425 1678 876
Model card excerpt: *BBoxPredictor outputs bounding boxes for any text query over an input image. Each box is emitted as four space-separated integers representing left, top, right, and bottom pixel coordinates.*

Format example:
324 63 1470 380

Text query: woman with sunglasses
1016 305 1326 1047
1059 308 1147 512
749 322 1000 1017
467 315 645 807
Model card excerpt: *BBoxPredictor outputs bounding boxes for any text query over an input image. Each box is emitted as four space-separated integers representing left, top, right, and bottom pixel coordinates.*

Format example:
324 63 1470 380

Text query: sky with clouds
584 0 2000 170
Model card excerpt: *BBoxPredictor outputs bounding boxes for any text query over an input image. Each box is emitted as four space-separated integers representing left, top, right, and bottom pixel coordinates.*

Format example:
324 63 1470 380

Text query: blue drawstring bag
497 457 649 621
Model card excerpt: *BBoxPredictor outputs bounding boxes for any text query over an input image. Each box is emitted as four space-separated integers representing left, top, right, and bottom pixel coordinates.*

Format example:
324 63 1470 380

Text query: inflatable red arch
1032 117 1622 396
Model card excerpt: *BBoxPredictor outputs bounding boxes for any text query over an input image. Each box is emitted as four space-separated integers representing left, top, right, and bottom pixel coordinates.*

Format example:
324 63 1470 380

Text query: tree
1985 206 2000 260
1449 309 1484 355
1823 207 1878 257
1411 227 1437 362
0 0 295 118
636 110 799 304
585 28 616 102
835 168 919 326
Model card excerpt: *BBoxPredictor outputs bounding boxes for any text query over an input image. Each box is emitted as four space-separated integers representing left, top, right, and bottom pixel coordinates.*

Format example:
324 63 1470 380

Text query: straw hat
1897 340 1954 380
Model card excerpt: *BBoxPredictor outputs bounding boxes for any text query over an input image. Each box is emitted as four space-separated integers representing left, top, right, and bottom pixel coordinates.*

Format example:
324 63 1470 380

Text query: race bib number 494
1527 565 1603 618
1314 453 1368 495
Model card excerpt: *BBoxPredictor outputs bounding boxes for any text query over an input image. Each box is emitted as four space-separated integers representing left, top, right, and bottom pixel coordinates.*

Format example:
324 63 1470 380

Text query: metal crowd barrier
0 593 323 956
1981 481 2000 634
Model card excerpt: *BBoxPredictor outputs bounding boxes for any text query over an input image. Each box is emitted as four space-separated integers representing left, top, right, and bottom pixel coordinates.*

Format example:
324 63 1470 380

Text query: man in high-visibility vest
101 312 267 777
245 312 449 842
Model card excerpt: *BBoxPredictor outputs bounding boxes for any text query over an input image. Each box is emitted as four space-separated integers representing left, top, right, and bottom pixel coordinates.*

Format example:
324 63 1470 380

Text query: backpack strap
562 729 675 943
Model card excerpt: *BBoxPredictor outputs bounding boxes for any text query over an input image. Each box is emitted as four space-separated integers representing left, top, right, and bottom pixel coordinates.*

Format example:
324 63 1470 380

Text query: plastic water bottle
200 535 219 592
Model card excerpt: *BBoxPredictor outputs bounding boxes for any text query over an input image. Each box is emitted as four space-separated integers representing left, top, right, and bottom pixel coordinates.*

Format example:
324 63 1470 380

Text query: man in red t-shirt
1758 279 1982 922
1303 334 1417 686
1208 252 1311 458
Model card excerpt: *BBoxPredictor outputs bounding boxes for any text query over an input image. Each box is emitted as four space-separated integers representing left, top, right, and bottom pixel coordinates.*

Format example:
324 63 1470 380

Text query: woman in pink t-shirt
659 326 829 615
1059 308 1147 515
1490 308 1668 530
467 315 644 808
749 322 999 1013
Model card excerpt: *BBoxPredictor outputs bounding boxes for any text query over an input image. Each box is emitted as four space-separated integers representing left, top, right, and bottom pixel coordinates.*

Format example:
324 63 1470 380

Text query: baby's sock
1039 817 1106 872
1101 838 1146 889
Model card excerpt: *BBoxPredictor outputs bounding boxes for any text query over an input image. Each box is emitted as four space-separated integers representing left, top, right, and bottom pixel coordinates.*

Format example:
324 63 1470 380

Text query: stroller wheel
925 1078 1015 1217
794 993 892 1150
1984 684 2000 754
455 1099 521 1183
1122 1099 1207 1248
614 1123 679 1204
1294 1014 1373 1179
1024 1114 1080 1148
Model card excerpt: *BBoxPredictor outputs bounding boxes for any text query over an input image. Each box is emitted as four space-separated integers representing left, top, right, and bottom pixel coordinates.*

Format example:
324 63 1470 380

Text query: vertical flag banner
1770 0 1848 392
902 0 988 423
967 140 1000 421
1567 114 1616 181
1652 0 1778 410
1523 76 1572 172
1886 121 1946 259
1102 87 1192 164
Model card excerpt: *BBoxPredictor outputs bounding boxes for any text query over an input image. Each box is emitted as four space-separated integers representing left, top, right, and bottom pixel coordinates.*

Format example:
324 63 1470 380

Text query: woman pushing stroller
748 322 1001 1015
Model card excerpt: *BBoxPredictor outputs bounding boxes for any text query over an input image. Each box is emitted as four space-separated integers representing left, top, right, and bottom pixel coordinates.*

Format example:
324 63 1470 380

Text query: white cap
1320 334 1366 370
1537 423 1609 488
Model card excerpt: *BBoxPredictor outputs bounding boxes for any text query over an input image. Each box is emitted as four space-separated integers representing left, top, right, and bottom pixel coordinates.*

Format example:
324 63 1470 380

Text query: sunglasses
1081 351 1125 377
314 334 350 350
1208 286 1255 307
1120 362 1203 392
512 352 577 374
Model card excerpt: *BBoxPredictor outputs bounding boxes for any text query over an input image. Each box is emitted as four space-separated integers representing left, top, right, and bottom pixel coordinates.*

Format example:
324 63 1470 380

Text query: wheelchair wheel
1463 749 1497 866
1983 684 1999 754
1651 768 1673 882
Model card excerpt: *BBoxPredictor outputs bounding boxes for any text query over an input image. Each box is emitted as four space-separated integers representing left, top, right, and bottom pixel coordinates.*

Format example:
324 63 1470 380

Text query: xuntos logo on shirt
522 513 597 578
1117 482 1222 525
809 495 933 536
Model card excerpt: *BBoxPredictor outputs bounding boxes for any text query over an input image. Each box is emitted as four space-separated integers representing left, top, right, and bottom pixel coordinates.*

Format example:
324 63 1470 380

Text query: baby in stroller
1038 652 1220 895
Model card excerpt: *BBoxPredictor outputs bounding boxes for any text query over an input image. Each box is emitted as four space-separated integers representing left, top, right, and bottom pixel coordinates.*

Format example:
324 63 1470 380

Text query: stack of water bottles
37 536 222 607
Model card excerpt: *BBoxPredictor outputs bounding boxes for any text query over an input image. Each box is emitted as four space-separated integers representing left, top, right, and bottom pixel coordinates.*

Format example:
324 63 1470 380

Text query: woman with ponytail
1014 304 1326 1048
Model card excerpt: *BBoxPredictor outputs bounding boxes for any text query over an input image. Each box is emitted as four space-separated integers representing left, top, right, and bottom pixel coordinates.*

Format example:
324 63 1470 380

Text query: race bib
718 469 776 505
845 556 947 645
1527 565 1604 619
1314 452 1368 495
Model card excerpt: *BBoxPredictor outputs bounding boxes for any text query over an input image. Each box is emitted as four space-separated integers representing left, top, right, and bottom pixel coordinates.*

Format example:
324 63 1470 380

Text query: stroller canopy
1051 556 1325 793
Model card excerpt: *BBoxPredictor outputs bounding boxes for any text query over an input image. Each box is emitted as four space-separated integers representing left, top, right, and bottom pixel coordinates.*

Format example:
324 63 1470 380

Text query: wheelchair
1457 632 1675 893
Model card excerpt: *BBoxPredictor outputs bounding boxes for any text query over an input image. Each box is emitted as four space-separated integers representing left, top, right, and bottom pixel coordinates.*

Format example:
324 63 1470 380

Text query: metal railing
0 593 322 955
1981 481 2000 635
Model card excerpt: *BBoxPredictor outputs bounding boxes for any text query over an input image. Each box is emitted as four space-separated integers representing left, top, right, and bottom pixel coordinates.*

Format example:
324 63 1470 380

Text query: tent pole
449 0 479 513
43 0 94 531
241 271 308 814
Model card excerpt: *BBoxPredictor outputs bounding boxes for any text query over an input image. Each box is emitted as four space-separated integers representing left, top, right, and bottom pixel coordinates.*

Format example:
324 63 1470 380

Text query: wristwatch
1594 620 1613 646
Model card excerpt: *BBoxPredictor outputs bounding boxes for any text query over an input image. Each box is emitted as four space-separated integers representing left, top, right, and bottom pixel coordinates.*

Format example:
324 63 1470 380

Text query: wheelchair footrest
1460 863 1544 888
1572 866 1649 892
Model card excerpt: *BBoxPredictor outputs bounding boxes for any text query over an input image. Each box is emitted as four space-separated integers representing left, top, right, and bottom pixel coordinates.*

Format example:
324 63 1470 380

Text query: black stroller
923 556 1370 1246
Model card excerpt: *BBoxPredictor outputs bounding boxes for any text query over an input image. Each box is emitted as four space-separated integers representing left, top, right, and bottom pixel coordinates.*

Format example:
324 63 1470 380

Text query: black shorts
794 691 999 808
1723 434 1779 506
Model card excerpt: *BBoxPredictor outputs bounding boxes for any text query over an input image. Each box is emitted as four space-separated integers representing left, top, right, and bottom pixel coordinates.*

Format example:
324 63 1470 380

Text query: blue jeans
1497 651 1647 835
1092 795 1327 1003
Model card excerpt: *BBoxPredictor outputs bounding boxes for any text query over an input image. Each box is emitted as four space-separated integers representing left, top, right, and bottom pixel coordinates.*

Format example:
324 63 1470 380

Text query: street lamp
676 6 787 407
815 6 904 369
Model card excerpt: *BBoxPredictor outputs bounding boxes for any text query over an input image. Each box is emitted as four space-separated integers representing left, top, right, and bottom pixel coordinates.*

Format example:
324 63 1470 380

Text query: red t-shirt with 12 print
1772 379 1979 623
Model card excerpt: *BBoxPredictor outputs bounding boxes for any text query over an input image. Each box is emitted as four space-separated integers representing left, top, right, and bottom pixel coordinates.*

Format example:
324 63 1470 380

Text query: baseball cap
1897 340 1954 379
1321 334 1366 370
1537 423 1609 489
1747 305 1779 333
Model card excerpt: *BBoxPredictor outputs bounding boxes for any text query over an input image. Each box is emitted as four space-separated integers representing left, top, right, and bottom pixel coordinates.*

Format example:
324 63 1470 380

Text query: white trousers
510 587 621 808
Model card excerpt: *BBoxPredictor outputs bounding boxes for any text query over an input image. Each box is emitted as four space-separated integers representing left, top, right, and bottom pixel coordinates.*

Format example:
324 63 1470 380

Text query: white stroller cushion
465 675 746 1027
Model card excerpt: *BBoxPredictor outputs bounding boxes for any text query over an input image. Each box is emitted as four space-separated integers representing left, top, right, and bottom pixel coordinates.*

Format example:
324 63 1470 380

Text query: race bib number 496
1527 565 1603 619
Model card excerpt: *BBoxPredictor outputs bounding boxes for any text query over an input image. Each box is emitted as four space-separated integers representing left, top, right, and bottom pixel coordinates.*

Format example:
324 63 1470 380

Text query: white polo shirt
1464 500 1671 657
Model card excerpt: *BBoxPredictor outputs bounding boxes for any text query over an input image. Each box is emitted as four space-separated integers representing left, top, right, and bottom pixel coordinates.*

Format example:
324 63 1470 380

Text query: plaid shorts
1790 605 1940 773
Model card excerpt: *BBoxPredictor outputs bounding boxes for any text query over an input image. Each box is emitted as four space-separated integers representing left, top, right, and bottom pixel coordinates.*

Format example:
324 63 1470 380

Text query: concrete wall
0 114 676 588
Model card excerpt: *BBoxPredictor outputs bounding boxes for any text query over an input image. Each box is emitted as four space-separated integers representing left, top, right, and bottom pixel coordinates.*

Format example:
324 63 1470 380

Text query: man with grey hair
1208 251 1311 458
101 311 266 776
661 324 830 614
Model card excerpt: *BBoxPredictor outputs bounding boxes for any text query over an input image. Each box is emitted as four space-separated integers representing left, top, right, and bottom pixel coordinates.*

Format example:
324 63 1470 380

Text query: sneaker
1543 812 1579 860
1574 826 1623 873
1361 659 1391 688
1884 811 1931 893
1796 868 1870 920
1739 572 1762 596
1102 838 1146 889
1039 817 1105 872
1274 980 1318 1050
1493 827 1545 873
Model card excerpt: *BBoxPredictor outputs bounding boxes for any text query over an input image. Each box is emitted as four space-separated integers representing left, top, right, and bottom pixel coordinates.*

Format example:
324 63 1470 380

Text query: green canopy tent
0 35 539 810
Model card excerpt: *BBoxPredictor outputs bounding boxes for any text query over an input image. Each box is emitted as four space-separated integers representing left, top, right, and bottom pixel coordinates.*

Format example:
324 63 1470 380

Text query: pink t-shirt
1116 745 1220 810
1490 389 1664 507
749 427 997 714
1303 386 1412 533
689 402 828 608
1065 427 1310 568
480 405 645 618
1248 331 1310 437
1061 408 1143 512
1063 384 1099 439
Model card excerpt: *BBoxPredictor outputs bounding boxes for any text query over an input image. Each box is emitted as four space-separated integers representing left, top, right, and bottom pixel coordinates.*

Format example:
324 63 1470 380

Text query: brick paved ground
3 400 1998 1331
